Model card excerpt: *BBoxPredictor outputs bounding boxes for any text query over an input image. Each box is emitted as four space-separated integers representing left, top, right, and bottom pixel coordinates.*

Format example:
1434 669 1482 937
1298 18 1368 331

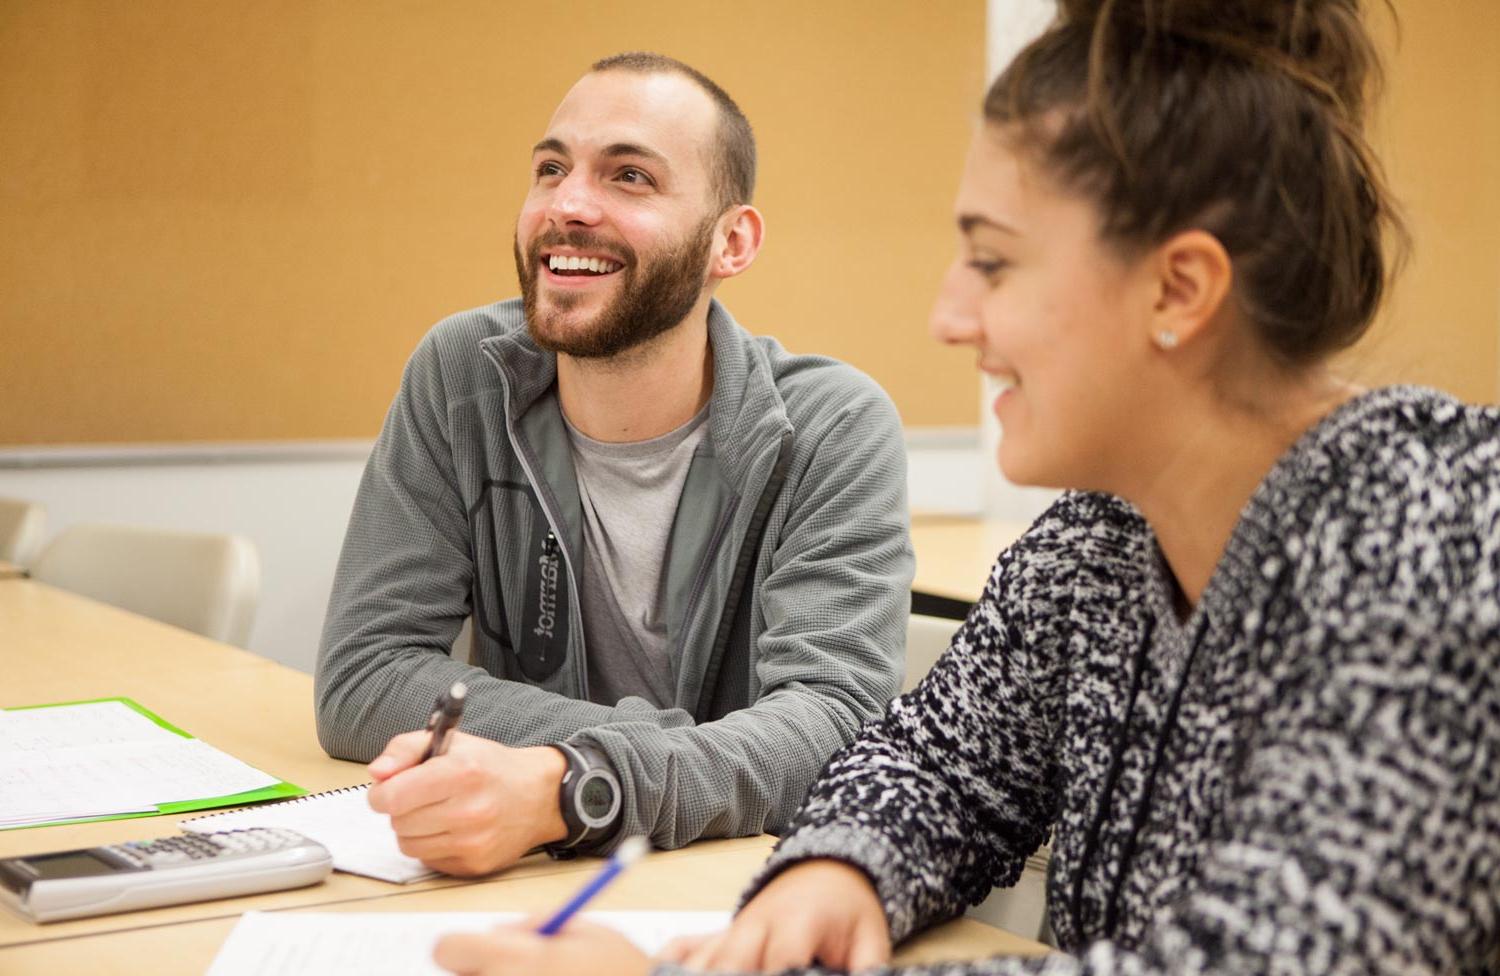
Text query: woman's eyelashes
967 257 1010 283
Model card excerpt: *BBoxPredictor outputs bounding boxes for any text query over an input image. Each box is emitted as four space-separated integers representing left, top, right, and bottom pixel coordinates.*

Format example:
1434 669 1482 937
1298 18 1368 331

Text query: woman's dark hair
987 0 1406 365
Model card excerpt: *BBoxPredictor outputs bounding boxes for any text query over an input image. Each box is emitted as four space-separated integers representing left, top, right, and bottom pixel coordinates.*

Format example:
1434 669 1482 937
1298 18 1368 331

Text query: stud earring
1154 330 1179 351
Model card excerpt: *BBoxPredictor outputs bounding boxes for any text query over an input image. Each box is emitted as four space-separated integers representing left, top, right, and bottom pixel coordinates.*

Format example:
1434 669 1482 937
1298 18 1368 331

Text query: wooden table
0 580 1048 972
0 559 24 580
910 516 1026 607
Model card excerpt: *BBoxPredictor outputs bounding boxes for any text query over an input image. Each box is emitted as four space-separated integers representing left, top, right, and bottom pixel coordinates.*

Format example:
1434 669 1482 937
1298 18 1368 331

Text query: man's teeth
547 255 621 274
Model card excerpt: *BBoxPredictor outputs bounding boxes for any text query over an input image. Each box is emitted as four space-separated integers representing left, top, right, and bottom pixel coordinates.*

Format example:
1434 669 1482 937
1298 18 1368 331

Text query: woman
435 0 1500 973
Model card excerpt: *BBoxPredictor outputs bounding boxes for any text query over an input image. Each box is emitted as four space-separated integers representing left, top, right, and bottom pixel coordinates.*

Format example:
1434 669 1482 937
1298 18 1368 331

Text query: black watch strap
543 742 622 860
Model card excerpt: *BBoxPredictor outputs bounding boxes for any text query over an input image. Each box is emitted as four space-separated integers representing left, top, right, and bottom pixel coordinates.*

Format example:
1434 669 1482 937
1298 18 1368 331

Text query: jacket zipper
488 353 590 699
692 429 794 721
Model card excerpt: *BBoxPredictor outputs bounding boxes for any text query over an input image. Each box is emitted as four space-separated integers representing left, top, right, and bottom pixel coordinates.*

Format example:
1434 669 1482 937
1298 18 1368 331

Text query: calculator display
25 851 121 880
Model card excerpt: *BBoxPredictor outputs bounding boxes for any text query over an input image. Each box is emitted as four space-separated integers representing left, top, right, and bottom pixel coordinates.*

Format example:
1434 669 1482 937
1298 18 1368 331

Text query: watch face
579 774 615 821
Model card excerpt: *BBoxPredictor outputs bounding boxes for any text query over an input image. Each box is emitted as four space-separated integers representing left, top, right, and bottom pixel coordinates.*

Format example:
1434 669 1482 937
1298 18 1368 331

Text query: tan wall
0 1 985 445
3 2 1496 448
1349 0 1500 403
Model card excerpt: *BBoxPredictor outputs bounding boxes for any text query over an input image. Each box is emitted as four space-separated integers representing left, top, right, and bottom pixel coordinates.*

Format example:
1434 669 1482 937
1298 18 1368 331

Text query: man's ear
709 205 765 280
1147 229 1233 351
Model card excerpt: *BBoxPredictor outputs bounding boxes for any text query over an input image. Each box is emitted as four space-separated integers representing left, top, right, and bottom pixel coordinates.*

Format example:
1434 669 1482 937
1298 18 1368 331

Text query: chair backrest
966 847 1053 941
903 612 960 693
903 610 1055 939
32 523 261 647
0 497 47 568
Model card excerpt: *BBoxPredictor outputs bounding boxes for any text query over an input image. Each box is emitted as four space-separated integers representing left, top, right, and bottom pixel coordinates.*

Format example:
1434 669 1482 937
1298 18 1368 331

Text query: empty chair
966 846 1052 941
31 523 261 647
904 610 1052 940
0 496 46 569
902 611 961 693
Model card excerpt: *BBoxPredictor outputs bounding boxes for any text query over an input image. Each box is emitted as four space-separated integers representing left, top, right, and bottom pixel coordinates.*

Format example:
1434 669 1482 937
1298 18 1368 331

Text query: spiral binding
181 783 371 826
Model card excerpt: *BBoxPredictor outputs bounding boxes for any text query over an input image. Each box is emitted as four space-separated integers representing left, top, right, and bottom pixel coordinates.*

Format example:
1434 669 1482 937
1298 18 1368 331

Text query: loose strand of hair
1085 0 1135 181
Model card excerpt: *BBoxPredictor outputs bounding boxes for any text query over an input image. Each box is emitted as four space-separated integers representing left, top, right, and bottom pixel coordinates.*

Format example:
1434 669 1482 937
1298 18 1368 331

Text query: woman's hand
433 918 652 976
659 859 891 972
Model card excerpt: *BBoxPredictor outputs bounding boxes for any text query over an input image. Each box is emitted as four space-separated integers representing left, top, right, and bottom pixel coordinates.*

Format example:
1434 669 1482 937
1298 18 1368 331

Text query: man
314 52 912 875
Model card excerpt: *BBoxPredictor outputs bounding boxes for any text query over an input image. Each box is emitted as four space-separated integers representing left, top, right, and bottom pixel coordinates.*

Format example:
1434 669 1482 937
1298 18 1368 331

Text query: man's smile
542 250 624 278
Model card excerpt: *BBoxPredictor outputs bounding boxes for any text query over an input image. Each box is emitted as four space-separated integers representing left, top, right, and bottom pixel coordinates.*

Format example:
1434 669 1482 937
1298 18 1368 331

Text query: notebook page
0 700 183 751
207 910 734 976
183 784 436 883
0 704 280 828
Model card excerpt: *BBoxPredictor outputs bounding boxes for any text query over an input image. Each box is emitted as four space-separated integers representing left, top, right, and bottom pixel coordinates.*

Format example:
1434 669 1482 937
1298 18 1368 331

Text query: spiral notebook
182 784 438 884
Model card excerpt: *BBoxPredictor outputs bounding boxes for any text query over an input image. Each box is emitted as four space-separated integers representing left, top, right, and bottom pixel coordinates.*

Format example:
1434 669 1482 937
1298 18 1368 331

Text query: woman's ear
1146 229 1233 352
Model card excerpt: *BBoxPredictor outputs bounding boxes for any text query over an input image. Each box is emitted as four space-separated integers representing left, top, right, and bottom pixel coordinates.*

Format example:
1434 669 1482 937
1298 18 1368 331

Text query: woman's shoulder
1274 385 1500 636
982 490 1152 607
1256 388 1500 766
1297 385 1496 482
1292 386 1499 541
1026 489 1150 552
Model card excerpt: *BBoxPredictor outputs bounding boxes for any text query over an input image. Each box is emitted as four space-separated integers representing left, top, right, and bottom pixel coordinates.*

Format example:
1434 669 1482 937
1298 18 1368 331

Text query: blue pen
536 835 650 936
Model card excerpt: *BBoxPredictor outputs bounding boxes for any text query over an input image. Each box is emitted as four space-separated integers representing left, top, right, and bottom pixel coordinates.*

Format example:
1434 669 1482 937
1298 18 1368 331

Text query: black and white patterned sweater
712 386 1500 975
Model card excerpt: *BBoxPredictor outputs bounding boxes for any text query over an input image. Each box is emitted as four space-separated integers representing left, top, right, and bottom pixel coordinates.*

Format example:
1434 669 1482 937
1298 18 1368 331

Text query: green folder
2 696 306 831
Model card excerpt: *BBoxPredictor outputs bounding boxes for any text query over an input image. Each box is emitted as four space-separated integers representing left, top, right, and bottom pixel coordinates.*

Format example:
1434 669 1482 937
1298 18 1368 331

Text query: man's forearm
316 641 697 762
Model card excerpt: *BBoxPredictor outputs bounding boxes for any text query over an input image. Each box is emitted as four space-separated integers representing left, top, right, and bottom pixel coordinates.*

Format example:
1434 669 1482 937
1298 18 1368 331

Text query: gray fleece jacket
314 298 914 851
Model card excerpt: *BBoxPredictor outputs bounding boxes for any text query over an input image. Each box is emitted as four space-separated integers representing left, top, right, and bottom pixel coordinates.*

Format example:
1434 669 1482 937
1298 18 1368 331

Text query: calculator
0 828 333 923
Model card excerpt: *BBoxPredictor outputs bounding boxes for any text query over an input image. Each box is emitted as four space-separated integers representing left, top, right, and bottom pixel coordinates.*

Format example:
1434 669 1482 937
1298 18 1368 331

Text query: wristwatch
544 742 622 859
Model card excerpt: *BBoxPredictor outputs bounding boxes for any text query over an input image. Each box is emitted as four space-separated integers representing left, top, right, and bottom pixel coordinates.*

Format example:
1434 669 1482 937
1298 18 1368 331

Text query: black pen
420 681 467 762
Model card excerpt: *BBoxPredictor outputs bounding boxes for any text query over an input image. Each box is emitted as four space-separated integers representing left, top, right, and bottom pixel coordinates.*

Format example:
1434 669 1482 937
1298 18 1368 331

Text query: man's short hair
591 52 756 213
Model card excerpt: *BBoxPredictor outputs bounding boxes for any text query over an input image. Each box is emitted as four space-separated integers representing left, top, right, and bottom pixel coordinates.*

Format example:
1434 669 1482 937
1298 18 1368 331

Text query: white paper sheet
184 785 435 884
0 700 181 751
207 910 733 976
0 702 280 828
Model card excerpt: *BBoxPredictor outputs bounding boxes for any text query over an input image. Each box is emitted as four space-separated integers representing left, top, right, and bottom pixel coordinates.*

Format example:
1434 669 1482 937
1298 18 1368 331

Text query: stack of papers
208 911 733 975
0 700 285 829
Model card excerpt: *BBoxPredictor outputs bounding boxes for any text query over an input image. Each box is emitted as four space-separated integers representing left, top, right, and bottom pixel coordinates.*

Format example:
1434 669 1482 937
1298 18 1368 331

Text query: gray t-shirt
563 404 711 708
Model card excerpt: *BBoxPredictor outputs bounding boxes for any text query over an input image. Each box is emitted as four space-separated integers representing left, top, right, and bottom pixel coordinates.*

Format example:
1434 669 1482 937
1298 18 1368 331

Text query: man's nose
548 171 604 226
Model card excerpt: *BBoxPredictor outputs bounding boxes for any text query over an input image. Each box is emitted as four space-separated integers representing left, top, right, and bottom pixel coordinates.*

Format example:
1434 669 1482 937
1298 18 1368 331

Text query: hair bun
1056 0 1379 121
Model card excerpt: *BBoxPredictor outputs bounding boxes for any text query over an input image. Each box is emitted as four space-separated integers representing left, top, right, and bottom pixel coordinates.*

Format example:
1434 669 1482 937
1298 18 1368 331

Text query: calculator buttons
123 835 225 865
106 830 310 871
102 846 149 869
210 829 302 854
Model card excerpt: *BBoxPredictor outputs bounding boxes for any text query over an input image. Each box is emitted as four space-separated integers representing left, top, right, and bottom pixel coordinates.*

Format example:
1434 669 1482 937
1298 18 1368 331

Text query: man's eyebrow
531 138 670 172
959 214 1019 235
600 142 669 168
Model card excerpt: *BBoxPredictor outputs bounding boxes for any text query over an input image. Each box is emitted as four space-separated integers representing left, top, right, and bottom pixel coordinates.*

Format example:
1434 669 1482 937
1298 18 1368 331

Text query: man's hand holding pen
366 684 570 876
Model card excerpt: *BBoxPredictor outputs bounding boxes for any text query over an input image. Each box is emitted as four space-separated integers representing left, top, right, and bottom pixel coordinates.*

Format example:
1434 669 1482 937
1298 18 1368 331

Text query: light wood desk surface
0 559 24 580
0 580 1048 972
2 834 1041 974
910 516 1027 605
1 578 467 950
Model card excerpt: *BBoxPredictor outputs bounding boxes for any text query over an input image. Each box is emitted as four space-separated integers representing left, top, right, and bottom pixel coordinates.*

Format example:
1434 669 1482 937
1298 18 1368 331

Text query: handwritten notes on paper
0 701 279 828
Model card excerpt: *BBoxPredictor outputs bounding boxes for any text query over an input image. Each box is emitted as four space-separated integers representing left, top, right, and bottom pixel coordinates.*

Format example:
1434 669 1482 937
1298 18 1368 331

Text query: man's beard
515 215 717 360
